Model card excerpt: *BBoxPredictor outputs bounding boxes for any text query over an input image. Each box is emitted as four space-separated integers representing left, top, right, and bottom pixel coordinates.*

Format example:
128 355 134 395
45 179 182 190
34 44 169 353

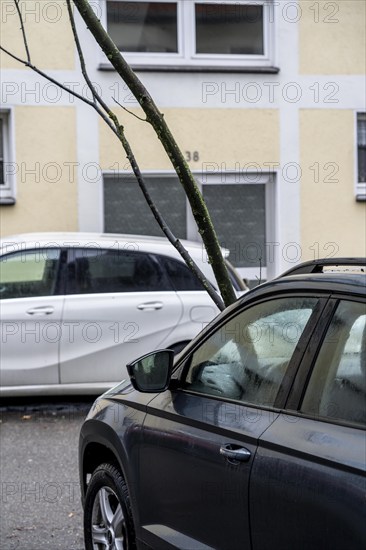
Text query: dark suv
79 258 366 550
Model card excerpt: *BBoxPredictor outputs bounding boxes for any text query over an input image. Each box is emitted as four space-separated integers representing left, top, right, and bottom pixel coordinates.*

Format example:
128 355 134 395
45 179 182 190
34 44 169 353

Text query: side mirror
127 349 174 393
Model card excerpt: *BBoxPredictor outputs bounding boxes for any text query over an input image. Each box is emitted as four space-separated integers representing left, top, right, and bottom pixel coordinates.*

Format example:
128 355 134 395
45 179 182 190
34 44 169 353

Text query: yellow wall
0 0 74 70
299 0 365 74
99 108 280 170
300 109 366 259
0 106 78 237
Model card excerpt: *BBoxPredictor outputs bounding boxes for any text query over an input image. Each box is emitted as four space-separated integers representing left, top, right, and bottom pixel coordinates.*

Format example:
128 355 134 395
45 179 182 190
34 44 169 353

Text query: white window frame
0 109 16 205
100 0 275 69
355 111 366 201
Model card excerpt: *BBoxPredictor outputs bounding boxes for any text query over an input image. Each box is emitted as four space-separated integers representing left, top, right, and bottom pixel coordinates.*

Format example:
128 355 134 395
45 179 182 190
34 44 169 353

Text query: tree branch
115 123 225 310
1 0 225 309
73 0 237 308
66 0 109 115
0 44 119 138
64 0 223 308
112 98 147 122
14 0 30 63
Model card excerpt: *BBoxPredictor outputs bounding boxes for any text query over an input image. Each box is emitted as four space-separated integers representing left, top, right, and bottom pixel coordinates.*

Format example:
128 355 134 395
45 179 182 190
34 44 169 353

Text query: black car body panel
80 264 366 550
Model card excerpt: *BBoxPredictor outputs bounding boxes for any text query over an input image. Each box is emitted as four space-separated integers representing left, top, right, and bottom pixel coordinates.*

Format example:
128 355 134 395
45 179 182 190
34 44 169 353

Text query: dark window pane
0 161 4 185
195 3 264 55
161 256 206 291
107 1 178 53
202 184 266 268
104 175 187 238
68 249 171 294
301 301 366 427
357 113 366 183
0 249 60 299
184 297 317 403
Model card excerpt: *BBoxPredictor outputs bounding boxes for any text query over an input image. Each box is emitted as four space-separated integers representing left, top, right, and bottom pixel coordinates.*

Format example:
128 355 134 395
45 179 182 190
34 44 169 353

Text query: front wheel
84 463 136 550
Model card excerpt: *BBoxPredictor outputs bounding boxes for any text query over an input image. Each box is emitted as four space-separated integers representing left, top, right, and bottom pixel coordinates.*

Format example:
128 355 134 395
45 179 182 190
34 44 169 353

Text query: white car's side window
184 297 318 405
66 249 169 294
0 249 61 299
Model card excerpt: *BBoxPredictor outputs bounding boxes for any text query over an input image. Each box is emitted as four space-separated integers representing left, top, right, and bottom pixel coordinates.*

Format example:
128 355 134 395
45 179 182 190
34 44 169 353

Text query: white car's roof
0 232 229 260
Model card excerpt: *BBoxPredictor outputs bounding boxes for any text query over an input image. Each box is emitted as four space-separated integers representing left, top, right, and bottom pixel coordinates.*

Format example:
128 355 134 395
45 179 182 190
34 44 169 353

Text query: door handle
220 444 251 463
137 301 163 311
26 306 55 315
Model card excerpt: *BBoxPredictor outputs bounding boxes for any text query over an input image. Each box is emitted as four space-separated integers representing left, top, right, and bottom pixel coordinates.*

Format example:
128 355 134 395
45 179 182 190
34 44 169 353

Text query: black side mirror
127 349 174 393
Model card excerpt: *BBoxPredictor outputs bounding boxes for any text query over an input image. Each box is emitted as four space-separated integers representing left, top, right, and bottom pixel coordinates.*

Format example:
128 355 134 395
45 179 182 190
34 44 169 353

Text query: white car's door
59 248 183 385
157 255 220 341
0 248 63 388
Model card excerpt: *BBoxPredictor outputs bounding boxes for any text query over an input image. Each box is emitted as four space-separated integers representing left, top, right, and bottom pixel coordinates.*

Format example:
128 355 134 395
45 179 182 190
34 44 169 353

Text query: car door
59 247 183 386
250 297 366 550
0 247 64 388
136 295 323 550
158 255 219 342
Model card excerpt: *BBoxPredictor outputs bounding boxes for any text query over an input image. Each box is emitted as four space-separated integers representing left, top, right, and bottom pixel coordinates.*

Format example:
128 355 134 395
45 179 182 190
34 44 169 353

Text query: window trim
355 110 366 202
100 0 276 70
0 109 16 205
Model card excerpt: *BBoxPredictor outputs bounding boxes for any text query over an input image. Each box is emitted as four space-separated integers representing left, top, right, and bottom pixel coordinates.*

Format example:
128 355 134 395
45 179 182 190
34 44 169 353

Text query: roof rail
279 258 366 278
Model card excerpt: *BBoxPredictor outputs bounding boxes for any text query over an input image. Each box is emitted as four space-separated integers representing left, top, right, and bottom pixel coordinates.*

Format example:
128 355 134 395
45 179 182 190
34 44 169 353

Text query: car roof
242 272 366 303
0 232 230 259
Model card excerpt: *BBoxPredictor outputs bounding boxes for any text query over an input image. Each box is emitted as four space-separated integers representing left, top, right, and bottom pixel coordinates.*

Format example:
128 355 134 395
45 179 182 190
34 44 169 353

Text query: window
0 111 15 205
67 249 171 294
104 174 187 237
160 256 206 291
103 171 275 284
356 112 366 200
103 0 274 69
0 249 61 299
184 297 317 404
202 183 266 270
301 300 366 427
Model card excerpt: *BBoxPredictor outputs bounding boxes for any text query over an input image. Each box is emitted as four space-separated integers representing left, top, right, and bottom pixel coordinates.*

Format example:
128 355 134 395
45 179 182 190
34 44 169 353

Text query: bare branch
73 0 237 307
63 1 220 305
0 46 85 104
2 0 120 136
115 124 225 310
1 0 228 310
1 42 119 137
112 98 147 122
66 0 109 114
14 0 30 63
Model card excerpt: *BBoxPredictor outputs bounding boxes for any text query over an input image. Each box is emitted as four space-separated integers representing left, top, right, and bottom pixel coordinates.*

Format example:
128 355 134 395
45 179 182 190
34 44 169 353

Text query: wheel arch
79 420 135 508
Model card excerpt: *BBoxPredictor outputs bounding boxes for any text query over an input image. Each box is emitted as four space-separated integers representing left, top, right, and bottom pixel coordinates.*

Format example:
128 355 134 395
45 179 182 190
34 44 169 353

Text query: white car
0 232 247 396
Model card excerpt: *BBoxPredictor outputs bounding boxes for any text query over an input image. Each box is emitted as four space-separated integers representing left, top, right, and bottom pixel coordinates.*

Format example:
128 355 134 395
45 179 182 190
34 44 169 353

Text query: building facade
1 0 365 282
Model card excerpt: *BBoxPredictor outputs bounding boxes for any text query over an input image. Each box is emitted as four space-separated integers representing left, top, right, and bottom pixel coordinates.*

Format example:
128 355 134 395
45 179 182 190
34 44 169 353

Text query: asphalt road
0 398 96 550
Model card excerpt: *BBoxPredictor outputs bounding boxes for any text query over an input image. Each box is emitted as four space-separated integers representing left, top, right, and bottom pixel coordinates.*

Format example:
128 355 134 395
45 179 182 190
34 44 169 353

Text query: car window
160 256 207 291
67 248 172 294
0 249 60 299
225 259 248 291
301 300 366 427
183 297 318 405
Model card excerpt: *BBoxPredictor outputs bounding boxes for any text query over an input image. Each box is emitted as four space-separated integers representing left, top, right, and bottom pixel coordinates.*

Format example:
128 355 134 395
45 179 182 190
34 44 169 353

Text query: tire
84 463 136 550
